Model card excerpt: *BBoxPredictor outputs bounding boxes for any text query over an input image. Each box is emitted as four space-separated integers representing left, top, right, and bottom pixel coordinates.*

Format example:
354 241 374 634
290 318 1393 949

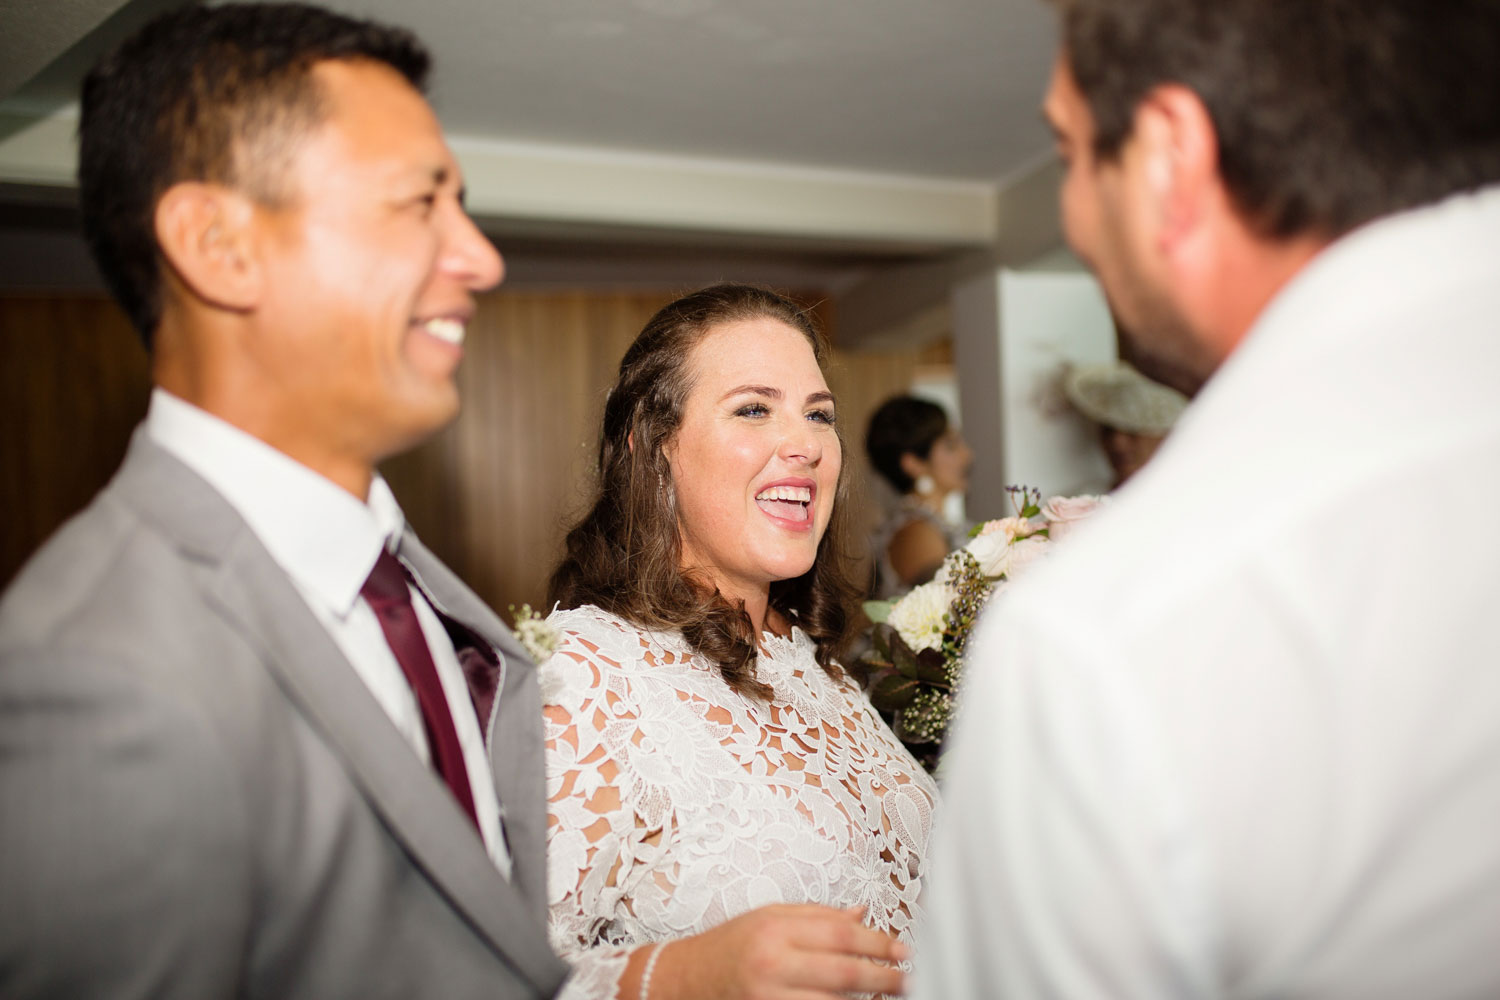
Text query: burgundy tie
361 549 479 830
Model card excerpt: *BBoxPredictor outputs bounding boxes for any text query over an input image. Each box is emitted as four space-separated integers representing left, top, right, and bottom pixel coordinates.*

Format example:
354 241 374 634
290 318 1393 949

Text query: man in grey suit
0 4 570 997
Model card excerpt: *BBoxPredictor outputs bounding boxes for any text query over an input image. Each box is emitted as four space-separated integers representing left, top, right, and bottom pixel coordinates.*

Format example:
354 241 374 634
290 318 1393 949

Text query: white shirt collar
145 387 404 616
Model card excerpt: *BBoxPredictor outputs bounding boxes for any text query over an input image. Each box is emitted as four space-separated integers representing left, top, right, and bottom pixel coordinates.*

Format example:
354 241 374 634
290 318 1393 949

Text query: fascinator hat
1064 361 1188 436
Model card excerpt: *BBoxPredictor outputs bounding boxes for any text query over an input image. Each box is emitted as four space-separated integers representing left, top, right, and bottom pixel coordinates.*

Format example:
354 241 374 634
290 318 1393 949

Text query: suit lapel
111 434 567 994
397 533 553 919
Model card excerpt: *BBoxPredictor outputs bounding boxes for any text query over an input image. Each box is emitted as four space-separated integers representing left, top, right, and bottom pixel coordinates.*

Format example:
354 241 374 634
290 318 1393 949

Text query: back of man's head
78 2 431 346
1053 0 1500 241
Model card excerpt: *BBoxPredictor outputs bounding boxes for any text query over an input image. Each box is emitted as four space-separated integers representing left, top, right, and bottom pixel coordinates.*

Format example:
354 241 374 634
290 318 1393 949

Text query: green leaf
915 648 951 687
891 636 919 679
1020 502 1041 519
870 673 920 712
862 599 894 624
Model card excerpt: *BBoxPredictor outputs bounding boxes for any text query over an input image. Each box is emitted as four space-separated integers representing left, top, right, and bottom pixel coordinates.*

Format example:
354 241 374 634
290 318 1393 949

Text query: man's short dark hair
78 2 431 344
1054 0 1500 239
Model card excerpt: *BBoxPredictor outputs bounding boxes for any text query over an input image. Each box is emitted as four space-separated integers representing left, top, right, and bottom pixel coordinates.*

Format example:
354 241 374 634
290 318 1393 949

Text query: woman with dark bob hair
540 284 936 999
864 395 973 596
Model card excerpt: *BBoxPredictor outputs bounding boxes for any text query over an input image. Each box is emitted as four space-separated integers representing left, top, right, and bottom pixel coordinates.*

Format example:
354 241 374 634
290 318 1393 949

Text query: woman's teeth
422 318 465 345
755 485 812 503
755 485 812 522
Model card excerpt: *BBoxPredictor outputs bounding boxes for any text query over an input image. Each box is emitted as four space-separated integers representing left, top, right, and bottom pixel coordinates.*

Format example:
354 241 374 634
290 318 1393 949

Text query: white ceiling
370 0 1056 183
0 0 1069 340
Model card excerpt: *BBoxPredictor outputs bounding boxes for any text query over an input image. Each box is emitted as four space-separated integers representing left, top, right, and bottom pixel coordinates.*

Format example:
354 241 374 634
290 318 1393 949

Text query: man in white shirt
914 1 1500 997
0 5 569 997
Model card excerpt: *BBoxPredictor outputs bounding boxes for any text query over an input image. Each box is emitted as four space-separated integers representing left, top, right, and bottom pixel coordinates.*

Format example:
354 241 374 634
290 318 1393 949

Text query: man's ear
1131 83 1220 249
153 182 262 312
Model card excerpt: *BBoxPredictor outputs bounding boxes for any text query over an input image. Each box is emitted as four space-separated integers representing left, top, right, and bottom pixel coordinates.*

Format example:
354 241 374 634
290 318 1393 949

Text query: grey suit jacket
0 430 571 999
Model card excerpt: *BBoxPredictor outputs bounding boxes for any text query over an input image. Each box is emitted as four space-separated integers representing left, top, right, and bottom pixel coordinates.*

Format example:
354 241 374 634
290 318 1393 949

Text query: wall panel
0 294 150 587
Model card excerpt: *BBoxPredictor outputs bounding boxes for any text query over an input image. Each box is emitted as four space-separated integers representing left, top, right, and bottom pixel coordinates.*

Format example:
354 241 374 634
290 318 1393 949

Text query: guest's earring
915 474 935 496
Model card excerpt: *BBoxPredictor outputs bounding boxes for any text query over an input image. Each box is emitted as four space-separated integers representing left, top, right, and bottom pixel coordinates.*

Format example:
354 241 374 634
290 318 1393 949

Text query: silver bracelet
638 942 666 1000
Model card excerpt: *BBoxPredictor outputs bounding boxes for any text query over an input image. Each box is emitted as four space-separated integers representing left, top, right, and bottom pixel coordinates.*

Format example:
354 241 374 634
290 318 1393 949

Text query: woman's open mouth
754 483 813 525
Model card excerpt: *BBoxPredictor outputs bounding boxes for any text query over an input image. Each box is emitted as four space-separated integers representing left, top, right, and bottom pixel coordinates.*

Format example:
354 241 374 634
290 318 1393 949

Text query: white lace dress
541 604 939 1000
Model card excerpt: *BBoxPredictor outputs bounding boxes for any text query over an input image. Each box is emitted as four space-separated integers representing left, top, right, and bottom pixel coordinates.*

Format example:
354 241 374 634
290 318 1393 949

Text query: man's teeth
422 318 465 345
755 485 812 502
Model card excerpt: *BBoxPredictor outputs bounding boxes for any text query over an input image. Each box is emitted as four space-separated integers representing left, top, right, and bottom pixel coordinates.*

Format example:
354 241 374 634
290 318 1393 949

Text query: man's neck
154 362 375 501
1191 228 1330 369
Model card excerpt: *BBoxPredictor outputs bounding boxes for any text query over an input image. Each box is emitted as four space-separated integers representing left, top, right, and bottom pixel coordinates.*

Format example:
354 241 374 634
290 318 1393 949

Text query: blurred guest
1064 360 1187 488
864 395 974 596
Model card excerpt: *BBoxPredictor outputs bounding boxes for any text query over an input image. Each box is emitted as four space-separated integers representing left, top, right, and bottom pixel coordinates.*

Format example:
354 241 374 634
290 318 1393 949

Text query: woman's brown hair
548 283 860 698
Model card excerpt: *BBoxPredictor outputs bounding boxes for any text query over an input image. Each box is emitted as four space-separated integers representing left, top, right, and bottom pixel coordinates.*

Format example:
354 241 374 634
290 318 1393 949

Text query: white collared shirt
914 186 1500 999
147 389 510 878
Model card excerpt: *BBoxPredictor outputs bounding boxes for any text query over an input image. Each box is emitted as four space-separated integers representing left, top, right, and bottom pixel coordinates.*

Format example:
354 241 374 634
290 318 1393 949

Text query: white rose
976 516 1035 542
1041 494 1108 541
963 530 1010 577
1000 536 1051 579
964 514 1047 578
887 580 954 653
965 527 1052 579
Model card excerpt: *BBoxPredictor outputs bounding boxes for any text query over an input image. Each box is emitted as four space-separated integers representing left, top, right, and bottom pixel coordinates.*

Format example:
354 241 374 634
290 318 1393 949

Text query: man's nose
445 206 504 292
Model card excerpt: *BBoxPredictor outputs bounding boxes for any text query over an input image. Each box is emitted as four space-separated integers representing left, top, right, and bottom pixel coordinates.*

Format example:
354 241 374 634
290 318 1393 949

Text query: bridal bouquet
858 487 1107 771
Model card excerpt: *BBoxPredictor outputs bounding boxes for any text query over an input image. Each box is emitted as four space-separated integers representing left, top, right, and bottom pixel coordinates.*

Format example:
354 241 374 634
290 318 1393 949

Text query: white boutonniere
510 604 559 663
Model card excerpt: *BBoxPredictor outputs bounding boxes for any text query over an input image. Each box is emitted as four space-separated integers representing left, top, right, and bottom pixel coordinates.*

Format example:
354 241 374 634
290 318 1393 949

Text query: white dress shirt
147 390 511 878
914 185 1500 999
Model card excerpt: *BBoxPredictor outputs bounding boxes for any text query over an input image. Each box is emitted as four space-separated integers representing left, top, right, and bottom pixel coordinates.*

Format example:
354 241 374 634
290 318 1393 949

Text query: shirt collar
146 388 405 617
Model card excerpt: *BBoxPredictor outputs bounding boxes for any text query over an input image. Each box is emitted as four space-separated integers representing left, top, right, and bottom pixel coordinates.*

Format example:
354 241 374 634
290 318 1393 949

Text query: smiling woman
548 284 854 698
539 284 936 1000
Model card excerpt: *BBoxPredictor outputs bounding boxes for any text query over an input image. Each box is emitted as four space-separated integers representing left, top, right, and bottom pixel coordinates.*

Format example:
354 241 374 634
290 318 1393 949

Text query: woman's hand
625 904 908 1000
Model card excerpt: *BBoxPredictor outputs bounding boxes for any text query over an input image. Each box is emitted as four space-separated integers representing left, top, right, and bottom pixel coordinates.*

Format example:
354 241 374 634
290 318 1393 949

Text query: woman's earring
915 474 935 496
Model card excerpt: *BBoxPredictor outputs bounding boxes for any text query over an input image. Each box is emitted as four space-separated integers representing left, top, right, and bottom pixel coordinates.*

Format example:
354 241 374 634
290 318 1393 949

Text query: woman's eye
807 408 836 425
735 403 770 418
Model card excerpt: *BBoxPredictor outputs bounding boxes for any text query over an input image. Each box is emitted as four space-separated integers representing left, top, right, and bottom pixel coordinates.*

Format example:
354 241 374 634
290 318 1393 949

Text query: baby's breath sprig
509 603 560 664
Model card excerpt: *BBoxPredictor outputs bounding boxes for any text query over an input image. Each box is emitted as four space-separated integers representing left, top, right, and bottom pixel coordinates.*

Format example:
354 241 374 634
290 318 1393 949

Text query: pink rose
1041 494 1108 542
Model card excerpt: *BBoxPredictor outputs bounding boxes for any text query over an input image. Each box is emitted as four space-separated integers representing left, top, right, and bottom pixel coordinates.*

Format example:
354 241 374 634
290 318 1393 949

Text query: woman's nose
777 416 824 464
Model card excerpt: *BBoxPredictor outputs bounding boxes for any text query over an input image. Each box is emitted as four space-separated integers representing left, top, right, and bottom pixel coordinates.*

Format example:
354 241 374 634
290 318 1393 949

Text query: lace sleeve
540 616 667 1000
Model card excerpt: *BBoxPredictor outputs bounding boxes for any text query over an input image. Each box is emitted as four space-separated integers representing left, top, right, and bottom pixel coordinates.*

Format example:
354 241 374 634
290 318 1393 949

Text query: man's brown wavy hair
548 284 860 699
